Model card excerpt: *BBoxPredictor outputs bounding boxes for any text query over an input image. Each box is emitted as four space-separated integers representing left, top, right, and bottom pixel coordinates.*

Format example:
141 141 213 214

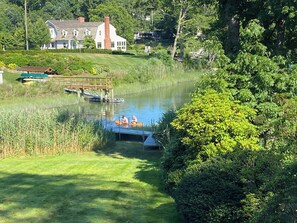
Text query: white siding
46 20 126 51
95 24 126 51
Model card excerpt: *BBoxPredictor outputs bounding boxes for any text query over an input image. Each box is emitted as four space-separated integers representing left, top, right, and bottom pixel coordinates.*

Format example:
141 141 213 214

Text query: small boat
84 96 101 102
115 120 144 127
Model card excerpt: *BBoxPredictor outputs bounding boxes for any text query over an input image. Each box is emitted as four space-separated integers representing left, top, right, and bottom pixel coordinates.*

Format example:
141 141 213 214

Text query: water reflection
68 81 196 126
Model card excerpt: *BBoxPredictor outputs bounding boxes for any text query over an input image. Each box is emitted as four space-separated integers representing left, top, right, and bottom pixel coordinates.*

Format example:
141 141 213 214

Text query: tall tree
29 17 50 48
41 1 73 20
216 0 241 55
89 1 134 44
160 0 197 59
160 0 213 59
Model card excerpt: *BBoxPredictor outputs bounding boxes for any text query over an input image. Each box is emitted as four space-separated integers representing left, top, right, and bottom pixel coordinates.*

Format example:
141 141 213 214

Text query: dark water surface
68 81 196 126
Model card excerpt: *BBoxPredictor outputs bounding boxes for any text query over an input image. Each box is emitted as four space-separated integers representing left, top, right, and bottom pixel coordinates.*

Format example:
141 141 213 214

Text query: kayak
115 120 144 127
115 120 128 125
130 122 144 127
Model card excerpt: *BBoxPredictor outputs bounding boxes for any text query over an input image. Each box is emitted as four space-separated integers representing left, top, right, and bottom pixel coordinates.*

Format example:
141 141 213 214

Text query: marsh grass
0 108 114 158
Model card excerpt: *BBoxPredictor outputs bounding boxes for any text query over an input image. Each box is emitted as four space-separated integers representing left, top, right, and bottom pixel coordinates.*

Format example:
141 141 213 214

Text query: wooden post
78 88 84 98
24 0 29 50
118 115 121 141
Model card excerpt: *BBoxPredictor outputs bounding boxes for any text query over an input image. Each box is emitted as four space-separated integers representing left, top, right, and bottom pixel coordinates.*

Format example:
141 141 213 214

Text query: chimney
77 16 85 23
104 16 111 49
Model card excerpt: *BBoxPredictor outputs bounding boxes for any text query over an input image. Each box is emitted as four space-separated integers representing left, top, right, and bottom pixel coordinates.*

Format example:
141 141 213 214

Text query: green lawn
0 142 180 223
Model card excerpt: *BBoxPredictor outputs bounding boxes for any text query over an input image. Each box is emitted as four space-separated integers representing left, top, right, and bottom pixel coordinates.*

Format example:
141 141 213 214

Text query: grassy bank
0 142 180 223
114 70 201 96
62 53 148 72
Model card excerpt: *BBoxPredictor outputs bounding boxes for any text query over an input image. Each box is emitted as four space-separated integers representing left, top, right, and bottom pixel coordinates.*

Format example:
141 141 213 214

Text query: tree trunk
171 7 184 59
275 19 285 55
221 0 240 55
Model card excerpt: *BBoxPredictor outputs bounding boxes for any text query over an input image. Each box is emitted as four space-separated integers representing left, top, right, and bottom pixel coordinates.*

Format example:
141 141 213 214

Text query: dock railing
49 76 112 91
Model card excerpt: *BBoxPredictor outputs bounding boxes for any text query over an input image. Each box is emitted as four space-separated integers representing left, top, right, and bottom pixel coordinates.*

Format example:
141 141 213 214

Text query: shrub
175 157 244 223
7 63 17 70
153 49 173 67
0 61 5 68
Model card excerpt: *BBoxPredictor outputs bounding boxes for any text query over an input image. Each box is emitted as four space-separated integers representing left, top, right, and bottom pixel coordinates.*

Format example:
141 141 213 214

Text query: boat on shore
64 88 124 103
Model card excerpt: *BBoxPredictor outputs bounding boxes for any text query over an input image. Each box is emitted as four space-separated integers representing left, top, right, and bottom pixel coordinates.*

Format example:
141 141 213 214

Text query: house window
111 41 115 48
50 28 55 37
51 42 55 48
63 42 67 48
99 31 101 36
61 29 67 37
84 29 91 36
73 30 78 37
97 42 102 49
117 41 121 46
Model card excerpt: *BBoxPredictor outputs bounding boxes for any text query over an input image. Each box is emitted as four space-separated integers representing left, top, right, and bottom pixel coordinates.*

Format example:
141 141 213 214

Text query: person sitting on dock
121 115 128 124
131 115 138 124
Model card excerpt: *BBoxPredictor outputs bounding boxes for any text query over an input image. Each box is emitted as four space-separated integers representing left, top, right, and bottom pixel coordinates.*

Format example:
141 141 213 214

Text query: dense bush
157 20 297 223
0 53 95 75
157 90 259 194
175 157 244 223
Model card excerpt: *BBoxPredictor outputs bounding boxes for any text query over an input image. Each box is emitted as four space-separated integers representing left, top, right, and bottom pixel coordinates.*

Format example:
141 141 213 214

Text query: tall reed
0 108 114 158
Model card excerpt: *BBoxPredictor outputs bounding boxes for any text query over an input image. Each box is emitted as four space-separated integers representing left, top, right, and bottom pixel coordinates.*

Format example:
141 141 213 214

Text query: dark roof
19 66 55 74
46 20 103 41
47 20 102 28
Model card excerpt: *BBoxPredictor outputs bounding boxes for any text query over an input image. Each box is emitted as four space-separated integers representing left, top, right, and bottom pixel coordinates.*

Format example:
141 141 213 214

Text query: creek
67 81 197 126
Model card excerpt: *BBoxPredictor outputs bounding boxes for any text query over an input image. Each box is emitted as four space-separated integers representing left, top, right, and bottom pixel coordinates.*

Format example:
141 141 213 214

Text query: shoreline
0 71 203 109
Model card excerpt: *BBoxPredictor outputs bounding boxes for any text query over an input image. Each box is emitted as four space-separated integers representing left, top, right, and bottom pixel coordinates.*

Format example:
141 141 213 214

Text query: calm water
68 81 196 126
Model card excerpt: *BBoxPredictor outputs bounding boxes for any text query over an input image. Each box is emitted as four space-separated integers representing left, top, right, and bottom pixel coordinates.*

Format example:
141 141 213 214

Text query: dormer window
73 29 78 37
84 29 91 36
50 28 55 38
61 29 67 37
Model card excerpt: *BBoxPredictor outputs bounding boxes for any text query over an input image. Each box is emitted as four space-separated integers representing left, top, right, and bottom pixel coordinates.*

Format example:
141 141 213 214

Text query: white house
44 16 126 51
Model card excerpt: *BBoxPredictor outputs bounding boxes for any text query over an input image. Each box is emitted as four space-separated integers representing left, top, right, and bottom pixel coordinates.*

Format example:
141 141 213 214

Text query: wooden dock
109 127 159 148
50 76 114 102
49 76 113 91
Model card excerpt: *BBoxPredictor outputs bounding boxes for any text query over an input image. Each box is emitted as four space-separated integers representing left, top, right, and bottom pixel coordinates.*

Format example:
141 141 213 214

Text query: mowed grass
0 141 180 223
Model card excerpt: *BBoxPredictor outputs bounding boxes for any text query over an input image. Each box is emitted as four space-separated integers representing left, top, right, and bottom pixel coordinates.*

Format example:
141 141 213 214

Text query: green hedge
0 49 135 55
